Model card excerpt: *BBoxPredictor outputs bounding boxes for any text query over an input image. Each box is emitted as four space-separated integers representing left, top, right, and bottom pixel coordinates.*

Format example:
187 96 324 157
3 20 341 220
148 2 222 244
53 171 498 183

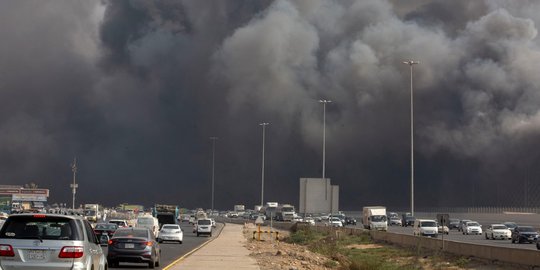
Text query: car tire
149 259 155 269
197 233 200 237
179 240 183 244
108 260 117 268
536 242 540 250
511 238 515 243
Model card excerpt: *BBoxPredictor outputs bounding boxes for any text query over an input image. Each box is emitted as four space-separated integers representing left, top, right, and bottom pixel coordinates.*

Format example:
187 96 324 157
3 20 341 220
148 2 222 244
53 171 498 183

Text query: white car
438 225 449 234
328 217 343 227
463 221 482 235
157 224 183 244
211 218 216 228
196 218 213 237
485 224 511 240
304 217 315 226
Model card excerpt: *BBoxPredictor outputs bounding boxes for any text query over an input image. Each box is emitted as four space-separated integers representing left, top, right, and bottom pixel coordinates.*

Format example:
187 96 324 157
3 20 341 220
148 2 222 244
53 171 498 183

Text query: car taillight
58 246 84 258
0 244 14 257
146 241 153 246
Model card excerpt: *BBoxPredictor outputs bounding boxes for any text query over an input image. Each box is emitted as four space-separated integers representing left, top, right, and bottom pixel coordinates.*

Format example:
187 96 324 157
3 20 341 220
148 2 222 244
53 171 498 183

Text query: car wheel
537 242 540 250
108 260 117 268
197 233 200 237
148 259 156 269
511 238 515 243
179 240 183 244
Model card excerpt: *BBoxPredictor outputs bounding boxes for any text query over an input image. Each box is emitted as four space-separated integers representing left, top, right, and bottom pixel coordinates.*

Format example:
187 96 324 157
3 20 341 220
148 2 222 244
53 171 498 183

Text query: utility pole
210 137 218 212
259 122 269 207
319 99 332 201
70 157 78 211
403 60 419 216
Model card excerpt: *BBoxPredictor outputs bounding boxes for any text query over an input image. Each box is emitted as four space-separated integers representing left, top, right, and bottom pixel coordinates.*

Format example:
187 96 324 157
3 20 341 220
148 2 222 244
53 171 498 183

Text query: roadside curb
162 222 226 270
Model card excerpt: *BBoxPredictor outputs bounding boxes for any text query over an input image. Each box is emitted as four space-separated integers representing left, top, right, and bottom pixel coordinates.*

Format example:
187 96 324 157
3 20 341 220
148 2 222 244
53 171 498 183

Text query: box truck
362 206 388 231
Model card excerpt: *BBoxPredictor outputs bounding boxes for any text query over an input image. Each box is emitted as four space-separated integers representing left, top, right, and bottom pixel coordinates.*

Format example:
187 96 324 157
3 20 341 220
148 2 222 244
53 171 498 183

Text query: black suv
344 217 357 226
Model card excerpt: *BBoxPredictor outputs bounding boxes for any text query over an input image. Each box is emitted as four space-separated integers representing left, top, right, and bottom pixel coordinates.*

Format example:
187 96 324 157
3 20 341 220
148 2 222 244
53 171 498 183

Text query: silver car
0 213 106 270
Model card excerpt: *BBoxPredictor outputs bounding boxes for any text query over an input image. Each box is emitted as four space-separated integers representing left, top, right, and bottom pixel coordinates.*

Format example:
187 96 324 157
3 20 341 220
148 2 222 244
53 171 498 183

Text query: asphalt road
103 222 223 269
342 211 540 251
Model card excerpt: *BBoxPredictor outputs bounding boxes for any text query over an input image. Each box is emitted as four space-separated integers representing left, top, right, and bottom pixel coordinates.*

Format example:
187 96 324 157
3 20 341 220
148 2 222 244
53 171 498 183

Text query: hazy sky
1 0 540 210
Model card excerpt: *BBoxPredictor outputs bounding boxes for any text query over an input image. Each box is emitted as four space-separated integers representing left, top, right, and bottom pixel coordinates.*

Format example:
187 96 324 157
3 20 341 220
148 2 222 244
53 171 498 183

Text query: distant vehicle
437 224 449 234
107 227 161 268
413 219 438 237
181 215 190 223
401 213 415 227
328 217 343 227
462 221 482 235
262 202 279 220
511 226 539 244
276 204 296 222
83 203 102 222
458 219 472 232
94 223 118 238
363 206 387 231
448 219 460 230
389 216 402 226
344 216 357 226
109 219 129 228
503 222 518 232
210 218 216 228
234 205 245 216
485 224 511 240
304 217 315 226
0 213 107 269
136 216 160 237
196 219 213 237
152 204 179 228
157 224 183 244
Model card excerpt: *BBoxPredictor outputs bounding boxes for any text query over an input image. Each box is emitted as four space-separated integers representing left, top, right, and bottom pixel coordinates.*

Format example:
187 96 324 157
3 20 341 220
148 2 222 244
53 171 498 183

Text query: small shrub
455 257 470 267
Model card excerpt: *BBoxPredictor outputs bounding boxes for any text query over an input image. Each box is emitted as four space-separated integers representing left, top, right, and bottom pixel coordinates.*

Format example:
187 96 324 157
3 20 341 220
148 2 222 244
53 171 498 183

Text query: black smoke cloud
0 0 539 210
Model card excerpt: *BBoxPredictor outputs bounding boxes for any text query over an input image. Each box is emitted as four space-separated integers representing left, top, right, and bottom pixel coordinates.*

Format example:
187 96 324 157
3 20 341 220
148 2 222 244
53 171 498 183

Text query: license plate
28 250 45 260
529 237 534 240
125 243 135 249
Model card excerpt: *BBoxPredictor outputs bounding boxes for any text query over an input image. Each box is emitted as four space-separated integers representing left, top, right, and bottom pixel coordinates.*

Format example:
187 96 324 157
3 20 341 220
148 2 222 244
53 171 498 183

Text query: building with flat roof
0 186 49 213
299 178 339 214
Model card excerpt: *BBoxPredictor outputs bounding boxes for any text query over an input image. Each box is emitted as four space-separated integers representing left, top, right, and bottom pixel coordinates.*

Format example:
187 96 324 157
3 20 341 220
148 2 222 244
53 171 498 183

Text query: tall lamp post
210 137 218 213
403 60 419 216
319 100 332 201
259 122 269 207
70 157 78 211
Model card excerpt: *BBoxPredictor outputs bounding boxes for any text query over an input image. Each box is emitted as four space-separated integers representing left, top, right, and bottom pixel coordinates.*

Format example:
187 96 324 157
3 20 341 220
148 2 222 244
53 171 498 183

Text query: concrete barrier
298 224 540 268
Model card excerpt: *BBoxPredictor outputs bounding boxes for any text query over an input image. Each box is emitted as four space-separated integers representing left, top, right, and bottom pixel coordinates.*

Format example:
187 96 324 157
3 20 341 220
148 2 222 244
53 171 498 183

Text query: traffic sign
255 216 264 225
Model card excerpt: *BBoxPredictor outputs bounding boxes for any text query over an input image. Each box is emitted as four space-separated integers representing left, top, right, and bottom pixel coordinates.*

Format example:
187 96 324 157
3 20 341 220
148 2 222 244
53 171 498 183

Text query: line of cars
0 212 206 269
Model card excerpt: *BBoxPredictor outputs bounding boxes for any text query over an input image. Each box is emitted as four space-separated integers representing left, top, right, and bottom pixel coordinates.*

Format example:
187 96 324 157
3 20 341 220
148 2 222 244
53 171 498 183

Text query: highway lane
103 221 223 269
340 211 540 251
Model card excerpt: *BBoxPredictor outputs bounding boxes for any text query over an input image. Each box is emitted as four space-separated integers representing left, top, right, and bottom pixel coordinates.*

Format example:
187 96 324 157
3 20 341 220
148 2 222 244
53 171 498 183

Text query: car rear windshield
0 215 82 241
162 225 179 230
519 227 535 232
493 225 507 230
198 220 211 225
114 229 148 238
467 222 480 226
96 224 118 230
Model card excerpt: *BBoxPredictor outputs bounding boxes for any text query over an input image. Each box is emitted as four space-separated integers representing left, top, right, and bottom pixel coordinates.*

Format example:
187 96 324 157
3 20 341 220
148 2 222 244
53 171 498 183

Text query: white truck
84 204 102 222
234 204 245 216
362 206 388 231
276 204 296 222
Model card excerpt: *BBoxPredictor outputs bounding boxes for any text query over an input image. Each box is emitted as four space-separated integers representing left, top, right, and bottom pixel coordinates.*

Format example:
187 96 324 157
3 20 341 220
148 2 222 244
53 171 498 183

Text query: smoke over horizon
1 0 540 210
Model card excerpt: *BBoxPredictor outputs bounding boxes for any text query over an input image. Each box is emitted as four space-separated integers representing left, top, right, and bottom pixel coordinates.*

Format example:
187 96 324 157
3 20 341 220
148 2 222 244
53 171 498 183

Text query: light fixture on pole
318 99 332 202
210 137 218 213
259 122 269 207
403 60 419 216
70 157 78 211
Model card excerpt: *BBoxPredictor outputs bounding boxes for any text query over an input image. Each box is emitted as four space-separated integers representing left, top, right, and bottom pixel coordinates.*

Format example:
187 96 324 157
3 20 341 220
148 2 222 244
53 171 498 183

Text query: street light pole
318 100 332 200
403 60 419 216
259 122 269 207
70 157 78 211
210 137 218 213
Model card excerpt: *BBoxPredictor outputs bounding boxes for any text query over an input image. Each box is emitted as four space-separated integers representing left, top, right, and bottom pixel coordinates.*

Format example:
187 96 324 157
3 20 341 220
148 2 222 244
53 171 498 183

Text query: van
196 218 213 237
413 219 438 237
136 216 159 236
